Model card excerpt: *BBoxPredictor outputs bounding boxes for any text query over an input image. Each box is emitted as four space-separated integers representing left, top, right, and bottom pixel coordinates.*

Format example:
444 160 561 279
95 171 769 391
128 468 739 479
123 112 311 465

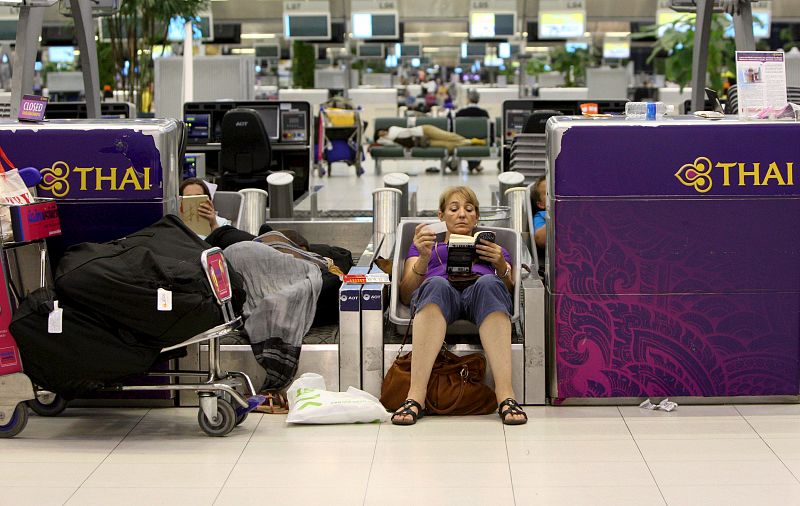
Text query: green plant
549 46 595 87
105 0 208 113
637 13 735 94
292 40 315 88
524 57 548 77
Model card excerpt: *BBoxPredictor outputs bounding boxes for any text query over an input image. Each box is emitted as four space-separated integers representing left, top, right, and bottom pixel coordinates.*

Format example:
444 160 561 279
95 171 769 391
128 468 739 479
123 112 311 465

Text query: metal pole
10 6 44 119
691 0 715 113
733 1 755 52
71 0 101 118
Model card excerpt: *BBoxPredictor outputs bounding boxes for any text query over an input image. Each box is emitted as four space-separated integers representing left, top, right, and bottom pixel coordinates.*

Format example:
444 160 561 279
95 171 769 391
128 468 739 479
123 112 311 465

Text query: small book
179 195 212 236
446 230 495 275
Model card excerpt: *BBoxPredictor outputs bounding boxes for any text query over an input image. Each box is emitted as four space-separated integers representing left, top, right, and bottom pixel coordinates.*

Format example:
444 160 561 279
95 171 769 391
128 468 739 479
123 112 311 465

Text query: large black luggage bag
10 287 162 400
54 215 241 349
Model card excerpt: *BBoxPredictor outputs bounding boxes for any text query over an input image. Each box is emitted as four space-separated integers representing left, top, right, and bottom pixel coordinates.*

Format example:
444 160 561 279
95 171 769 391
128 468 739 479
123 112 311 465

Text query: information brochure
735 51 788 119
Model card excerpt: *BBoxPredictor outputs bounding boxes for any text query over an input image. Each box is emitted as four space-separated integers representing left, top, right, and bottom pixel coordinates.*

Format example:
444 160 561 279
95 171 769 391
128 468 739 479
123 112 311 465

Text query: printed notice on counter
17 95 48 122
735 51 788 119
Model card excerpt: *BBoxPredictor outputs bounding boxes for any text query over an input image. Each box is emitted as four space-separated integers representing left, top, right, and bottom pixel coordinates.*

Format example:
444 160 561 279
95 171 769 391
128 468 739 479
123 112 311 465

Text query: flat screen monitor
48 46 75 64
538 11 586 39
151 45 173 59
565 41 589 53
603 40 630 59
254 107 280 141
385 54 398 67
724 11 770 39
357 43 384 58
255 44 280 59
167 14 213 42
284 14 331 40
469 12 515 39
505 109 531 139
656 11 695 38
352 12 398 39
184 113 210 141
0 19 15 43
461 43 487 59
498 42 519 59
395 43 421 58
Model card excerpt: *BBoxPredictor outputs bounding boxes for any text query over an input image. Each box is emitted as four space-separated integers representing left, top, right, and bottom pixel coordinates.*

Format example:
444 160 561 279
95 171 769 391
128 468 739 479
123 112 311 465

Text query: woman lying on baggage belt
394 186 527 426
373 125 486 154
179 178 231 238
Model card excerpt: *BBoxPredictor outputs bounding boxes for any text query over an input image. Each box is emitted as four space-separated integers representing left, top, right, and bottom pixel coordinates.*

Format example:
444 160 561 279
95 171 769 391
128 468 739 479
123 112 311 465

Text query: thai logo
39 161 70 197
676 156 795 193
675 157 714 193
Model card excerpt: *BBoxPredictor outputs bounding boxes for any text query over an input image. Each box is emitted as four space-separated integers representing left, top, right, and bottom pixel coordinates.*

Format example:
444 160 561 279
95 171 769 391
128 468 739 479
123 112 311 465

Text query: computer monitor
357 43 384 58
0 19 17 43
565 41 589 53
395 43 421 58
352 12 398 39
284 13 331 40
253 107 280 141
183 153 207 180
48 46 75 64
469 12 515 39
538 10 586 39
184 113 210 141
255 44 280 59
498 42 519 59
724 11 771 39
461 43 487 59
656 11 694 38
603 39 630 59
167 13 214 42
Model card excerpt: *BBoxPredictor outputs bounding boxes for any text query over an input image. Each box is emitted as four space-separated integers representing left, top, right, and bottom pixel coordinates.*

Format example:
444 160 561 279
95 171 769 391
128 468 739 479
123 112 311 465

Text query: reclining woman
394 186 527 426
374 124 485 154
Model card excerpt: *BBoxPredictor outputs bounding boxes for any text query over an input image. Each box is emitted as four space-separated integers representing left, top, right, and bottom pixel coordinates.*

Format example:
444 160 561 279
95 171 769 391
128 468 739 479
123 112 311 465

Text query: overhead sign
351 0 397 11
283 0 331 40
538 0 586 39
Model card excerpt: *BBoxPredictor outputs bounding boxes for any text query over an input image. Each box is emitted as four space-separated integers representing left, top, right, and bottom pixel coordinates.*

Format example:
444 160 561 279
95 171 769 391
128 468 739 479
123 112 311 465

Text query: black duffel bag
10 287 162 400
54 215 244 348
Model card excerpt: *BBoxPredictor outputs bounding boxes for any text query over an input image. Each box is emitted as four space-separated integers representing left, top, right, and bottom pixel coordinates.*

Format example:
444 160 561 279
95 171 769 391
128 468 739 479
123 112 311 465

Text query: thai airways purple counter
546 116 800 403
0 119 182 261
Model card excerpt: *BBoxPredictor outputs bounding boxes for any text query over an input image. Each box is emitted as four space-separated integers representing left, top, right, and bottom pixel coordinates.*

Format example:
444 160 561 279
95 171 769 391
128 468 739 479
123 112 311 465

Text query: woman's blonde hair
439 186 480 217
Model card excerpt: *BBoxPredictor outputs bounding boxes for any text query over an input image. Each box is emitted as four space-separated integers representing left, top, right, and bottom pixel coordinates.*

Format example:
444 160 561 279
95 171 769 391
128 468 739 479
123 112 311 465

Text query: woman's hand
413 223 436 260
198 201 219 231
476 239 505 272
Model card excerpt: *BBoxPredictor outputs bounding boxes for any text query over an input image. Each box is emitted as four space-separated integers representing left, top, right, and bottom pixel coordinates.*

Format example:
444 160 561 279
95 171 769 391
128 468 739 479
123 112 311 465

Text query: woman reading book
179 178 231 239
394 186 527 426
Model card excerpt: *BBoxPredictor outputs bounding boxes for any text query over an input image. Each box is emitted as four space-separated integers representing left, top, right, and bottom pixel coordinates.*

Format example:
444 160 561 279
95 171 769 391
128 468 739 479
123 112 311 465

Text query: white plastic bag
286 373 391 424
0 169 34 241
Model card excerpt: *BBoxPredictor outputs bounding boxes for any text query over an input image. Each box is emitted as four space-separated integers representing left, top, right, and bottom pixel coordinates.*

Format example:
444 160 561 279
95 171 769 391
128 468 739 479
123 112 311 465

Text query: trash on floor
286 373 391 424
638 398 678 412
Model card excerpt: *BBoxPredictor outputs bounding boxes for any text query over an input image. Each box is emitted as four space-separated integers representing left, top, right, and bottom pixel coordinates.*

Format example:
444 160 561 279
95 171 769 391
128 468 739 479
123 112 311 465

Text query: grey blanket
224 242 322 390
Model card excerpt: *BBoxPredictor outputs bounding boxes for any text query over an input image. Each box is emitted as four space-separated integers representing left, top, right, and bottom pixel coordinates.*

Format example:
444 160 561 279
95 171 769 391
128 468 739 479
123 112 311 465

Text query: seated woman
394 186 527 426
179 178 230 238
374 124 485 154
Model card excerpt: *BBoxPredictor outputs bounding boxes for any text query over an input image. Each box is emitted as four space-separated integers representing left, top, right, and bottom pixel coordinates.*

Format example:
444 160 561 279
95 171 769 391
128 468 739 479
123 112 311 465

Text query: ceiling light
232 48 255 54
241 33 277 39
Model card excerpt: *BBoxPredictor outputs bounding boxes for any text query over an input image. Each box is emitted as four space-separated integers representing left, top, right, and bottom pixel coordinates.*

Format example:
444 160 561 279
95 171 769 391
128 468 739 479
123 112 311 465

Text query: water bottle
625 101 669 119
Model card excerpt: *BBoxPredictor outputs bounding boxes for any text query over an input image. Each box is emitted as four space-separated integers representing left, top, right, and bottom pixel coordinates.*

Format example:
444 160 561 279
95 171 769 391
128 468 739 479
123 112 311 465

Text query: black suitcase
54 215 243 348
10 287 162 400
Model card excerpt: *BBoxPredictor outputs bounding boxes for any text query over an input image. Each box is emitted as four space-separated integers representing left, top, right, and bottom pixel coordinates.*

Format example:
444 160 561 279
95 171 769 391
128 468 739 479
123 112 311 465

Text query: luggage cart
315 105 365 177
1 245 264 438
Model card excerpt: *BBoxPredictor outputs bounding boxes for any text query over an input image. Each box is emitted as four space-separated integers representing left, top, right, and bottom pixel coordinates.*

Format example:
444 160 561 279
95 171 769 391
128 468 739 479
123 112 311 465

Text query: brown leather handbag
380 319 497 415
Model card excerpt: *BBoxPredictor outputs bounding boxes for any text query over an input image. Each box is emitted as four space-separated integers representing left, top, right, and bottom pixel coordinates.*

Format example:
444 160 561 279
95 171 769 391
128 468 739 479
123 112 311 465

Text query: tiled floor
5 404 800 505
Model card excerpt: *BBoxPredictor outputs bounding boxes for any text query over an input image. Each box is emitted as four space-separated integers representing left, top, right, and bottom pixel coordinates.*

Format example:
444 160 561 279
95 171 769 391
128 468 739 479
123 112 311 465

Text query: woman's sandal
498 398 528 425
254 390 289 414
391 399 424 426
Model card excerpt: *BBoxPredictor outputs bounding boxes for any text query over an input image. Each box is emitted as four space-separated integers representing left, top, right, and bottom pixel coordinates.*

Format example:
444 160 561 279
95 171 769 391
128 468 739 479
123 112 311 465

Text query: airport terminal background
2 0 800 505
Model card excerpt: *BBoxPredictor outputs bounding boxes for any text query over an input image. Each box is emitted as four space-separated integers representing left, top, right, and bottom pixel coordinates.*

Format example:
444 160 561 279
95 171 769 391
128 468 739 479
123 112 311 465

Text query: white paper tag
157 288 173 311
424 221 448 235
48 301 63 334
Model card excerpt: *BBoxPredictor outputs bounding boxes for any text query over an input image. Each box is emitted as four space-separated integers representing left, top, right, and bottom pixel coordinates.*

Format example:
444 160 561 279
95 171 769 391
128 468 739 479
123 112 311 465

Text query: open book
179 195 212 236
446 231 496 275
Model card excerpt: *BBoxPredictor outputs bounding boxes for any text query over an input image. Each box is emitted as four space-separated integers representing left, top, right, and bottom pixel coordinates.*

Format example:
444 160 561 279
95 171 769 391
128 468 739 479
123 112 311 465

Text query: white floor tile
0 438 117 463
735 404 800 417
373 439 508 463
0 462 97 487
65 487 219 506
648 460 798 486
619 404 741 418
776 459 800 480
224 462 372 489
368 461 512 488
82 462 235 489
249 420 380 442
741 416 800 439
765 439 800 461
514 485 665 506
15 409 145 441
105 439 248 464
524 406 624 419
0 487 77 506
365 486 514 506
624 418 757 440
637 438 778 462
238 440 376 463
509 462 654 488
217 487 366 506
503 418 633 441
378 418 505 441
506 439 644 463
660 484 800 506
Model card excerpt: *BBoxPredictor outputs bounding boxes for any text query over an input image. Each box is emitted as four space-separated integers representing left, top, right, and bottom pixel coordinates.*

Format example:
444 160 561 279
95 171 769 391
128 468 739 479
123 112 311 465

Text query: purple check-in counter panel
0 120 182 261
546 117 800 402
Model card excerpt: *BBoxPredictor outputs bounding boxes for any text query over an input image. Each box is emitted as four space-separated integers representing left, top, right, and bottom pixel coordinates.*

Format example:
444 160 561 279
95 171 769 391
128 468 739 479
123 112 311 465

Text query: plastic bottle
625 101 669 119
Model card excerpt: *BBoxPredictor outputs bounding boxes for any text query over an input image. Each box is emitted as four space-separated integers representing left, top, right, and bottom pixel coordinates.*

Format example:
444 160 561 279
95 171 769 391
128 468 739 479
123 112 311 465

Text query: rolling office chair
218 108 272 191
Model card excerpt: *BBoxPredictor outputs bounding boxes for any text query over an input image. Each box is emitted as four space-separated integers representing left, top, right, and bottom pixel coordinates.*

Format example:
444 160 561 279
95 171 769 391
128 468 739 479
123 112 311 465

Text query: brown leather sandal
254 390 289 414
498 398 528 425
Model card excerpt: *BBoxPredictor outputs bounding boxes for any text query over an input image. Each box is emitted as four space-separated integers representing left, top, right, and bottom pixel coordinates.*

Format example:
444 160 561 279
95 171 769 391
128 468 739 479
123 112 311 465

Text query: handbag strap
0 146 15 173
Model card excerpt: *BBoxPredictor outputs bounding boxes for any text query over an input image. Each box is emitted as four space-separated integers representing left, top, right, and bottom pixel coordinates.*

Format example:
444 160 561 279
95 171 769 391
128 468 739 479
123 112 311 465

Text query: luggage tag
157 288 173 311
48 300 63 334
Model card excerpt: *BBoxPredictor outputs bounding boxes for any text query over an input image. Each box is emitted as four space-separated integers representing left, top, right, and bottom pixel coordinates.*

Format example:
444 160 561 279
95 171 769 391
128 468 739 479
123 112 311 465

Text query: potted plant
292 40 315 88
549 46 595 87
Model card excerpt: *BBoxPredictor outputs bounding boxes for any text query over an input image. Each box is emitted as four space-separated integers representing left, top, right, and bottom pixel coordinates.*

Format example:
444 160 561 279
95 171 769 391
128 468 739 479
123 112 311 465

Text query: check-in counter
547 116 800 403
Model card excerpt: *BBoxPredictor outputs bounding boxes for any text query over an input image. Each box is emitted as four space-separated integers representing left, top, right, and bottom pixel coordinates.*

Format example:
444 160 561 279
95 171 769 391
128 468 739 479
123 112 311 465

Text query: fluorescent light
240 33 277 39
422 47 440 53
232 48 255 54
